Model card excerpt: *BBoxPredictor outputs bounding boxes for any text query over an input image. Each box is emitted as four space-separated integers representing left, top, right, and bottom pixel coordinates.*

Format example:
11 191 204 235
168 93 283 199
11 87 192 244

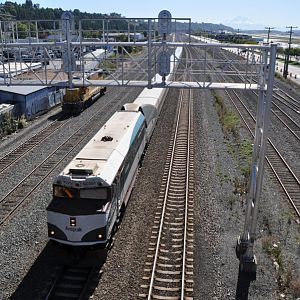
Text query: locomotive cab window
80 188 108 200
53 185 77 198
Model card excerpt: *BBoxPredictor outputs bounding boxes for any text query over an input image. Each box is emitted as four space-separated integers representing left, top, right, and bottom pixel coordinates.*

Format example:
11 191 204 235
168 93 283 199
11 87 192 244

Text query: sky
7 0 300 30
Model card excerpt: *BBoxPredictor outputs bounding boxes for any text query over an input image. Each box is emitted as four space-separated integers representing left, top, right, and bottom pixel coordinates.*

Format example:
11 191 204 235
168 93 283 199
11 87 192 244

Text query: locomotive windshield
53 185 108 200
50 185 110 214
80 188 107 200
54 186 78 198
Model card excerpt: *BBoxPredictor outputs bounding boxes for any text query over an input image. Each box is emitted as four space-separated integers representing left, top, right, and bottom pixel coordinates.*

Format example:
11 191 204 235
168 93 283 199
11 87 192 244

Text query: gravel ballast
0 57 299 299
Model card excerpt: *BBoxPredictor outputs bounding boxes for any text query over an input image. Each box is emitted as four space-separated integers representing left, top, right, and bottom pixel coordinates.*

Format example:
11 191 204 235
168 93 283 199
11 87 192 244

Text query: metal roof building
0 85 64 119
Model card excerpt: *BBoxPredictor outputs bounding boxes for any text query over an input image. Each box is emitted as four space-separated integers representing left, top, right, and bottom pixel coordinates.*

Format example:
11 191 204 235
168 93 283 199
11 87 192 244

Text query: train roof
134 88 164 108
58 111 145 186
136 87 163 99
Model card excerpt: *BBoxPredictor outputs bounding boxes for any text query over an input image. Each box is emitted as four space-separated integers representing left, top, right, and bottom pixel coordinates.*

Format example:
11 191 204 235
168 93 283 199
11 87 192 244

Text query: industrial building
0 85 64 119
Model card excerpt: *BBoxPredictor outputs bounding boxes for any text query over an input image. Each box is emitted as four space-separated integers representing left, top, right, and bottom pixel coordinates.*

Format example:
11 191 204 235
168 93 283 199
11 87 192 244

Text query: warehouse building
0 85 64 119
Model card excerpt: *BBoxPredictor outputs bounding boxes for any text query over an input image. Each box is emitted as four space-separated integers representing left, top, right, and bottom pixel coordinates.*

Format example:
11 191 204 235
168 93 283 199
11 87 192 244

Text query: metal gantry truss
0 11 277 275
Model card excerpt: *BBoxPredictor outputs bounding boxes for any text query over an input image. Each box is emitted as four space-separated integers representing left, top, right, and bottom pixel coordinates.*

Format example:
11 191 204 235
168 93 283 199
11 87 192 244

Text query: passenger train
46 47 182 246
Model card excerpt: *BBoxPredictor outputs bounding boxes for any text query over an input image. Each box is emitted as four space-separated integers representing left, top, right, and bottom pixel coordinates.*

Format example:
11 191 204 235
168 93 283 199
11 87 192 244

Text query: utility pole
283 26 298 79
265 26 274 43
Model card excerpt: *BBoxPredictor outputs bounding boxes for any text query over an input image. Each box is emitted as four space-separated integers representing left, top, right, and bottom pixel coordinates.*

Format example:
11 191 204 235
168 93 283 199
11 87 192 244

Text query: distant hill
0 1 234 34
174 22 234 33
0 1 123 22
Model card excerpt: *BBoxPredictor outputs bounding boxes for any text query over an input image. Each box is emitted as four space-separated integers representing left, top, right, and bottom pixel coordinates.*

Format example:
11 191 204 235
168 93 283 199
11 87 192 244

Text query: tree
17 22 28 38
25 0 33 8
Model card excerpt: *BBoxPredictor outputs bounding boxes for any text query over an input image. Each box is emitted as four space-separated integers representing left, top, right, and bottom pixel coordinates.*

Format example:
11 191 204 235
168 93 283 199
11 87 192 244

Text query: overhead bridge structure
0 10 277 275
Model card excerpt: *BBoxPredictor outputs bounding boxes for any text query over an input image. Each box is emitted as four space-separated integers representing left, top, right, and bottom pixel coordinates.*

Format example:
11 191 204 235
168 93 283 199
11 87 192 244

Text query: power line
283 26 298 79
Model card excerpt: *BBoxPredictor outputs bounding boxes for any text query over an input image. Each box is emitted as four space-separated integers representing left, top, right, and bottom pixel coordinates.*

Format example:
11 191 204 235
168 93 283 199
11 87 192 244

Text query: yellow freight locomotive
62 72 106 114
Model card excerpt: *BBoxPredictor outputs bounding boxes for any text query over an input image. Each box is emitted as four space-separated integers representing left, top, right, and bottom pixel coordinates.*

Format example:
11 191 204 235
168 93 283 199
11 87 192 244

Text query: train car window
80 188 107 200
112 180 117 198
53 185 76 198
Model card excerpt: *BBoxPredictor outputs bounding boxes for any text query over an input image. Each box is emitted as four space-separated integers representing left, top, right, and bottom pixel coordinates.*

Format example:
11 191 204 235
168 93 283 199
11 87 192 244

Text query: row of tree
277 47 300 58
1 1 235 36
0 1 137 32
194 32 258 45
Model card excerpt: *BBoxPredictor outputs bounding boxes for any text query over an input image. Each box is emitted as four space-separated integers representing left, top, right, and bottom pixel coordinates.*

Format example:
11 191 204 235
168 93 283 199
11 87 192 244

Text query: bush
223 110 240 135
0 113 26 138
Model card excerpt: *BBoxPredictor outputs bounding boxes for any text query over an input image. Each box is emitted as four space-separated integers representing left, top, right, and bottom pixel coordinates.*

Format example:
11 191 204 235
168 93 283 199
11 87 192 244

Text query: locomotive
47 110 146 246
46 47 182 246
62 71 106 114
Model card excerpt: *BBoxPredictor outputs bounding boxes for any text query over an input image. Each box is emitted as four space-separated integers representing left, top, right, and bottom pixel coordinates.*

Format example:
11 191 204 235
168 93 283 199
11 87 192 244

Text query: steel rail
45 265 95 300
146 44 193 300
147 88 185 299
0 119 68 175
227 90 300 217
214 48 300 217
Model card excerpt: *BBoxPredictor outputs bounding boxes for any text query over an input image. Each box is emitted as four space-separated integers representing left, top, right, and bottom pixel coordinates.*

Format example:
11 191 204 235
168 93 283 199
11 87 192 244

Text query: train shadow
47 109 69 121
10 242 107 300
235 267 256 300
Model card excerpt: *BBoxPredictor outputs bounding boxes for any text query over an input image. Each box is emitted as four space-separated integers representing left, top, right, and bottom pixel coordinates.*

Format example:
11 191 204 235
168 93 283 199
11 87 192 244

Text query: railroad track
212 47 300 216
0 45 155 177
139 86 194 299
249 90 300 141
0 82 144 228
0 119 69 175
269 97 300 141
226 89 300 217
274 88 300 113
45 265 96 300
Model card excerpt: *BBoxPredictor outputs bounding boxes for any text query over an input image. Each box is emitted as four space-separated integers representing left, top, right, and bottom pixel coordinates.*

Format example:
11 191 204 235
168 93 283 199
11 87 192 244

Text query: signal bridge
0 10 277 275
0 11 275 91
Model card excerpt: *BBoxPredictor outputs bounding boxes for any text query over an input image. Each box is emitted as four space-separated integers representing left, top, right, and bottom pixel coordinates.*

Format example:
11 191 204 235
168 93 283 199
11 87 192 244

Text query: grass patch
290 61 300 66
223 111 240 135
216 162 230 184
232 140 253 194
213 91 240 136
213 91 253 194
101 59 117 76
262 237 283 268
262 235 299 295
239 139 253 179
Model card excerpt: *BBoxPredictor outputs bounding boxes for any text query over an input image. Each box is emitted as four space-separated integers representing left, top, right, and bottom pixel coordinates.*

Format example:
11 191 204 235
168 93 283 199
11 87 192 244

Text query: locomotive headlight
50 231 55 235
70 217 76 227
98 234 102 239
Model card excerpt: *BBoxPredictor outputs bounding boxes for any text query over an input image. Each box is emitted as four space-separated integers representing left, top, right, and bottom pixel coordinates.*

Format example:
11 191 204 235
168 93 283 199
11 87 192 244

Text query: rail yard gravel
0 86 143 299
0 62 299 299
